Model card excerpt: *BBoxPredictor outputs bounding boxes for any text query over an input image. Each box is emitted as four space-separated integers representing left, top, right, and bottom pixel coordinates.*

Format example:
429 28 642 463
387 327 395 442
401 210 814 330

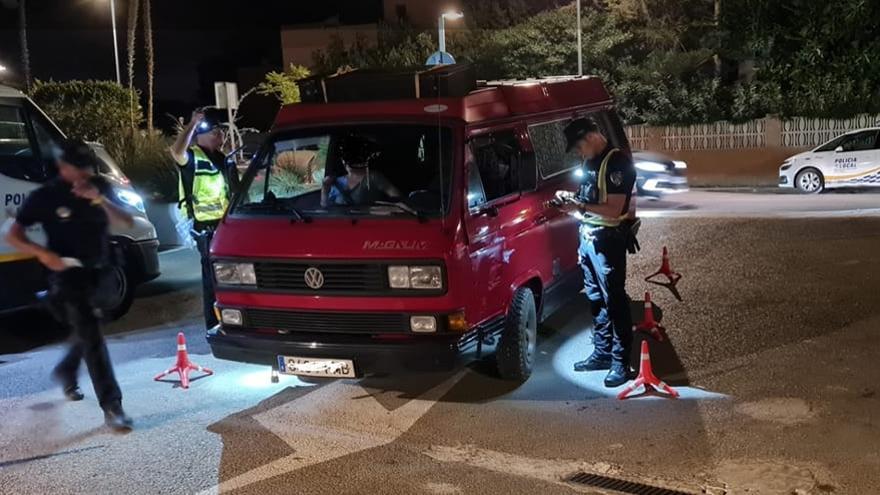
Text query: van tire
102 265 135 321
496 287 538 381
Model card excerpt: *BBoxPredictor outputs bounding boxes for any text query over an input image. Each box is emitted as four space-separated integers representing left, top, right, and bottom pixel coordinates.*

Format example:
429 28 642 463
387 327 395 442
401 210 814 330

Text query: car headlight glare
214 262 257 285
116 189 146 213
635 161 667 172
673 160 687 170
388 265 443 290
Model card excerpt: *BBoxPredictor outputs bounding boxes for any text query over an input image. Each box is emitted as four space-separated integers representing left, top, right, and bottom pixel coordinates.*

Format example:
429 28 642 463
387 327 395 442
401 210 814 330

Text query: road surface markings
197 371 465 494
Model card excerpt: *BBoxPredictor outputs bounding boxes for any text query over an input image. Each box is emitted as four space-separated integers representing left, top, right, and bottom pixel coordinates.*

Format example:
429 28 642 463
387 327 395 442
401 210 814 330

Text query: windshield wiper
374 201 429 223
238 200 309 223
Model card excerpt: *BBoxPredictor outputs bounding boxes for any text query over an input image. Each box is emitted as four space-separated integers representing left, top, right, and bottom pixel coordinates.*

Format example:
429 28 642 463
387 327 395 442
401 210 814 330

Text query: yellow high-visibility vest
583 148 632 228
178 146 229 223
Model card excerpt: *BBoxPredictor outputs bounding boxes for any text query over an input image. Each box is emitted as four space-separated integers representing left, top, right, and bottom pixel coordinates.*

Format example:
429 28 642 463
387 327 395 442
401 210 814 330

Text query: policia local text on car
170 110 238 329
549 118 640 388
3 140 135 430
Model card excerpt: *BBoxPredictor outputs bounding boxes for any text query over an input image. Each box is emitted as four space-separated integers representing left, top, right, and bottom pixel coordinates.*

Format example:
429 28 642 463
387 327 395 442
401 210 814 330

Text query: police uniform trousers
578 224 633 366
193 220 220 329
51 267 123 409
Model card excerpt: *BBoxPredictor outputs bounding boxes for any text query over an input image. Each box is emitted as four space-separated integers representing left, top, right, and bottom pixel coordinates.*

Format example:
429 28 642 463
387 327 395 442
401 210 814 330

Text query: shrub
117 131 179 203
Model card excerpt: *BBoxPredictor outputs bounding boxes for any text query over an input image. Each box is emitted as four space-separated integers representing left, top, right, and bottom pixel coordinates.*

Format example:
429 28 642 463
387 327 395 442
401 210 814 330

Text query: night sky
0 0 382 125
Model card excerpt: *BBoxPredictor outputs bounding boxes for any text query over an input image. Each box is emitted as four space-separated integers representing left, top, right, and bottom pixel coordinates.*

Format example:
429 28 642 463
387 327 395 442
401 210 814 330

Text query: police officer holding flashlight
551 118 637 387
170 109 237 329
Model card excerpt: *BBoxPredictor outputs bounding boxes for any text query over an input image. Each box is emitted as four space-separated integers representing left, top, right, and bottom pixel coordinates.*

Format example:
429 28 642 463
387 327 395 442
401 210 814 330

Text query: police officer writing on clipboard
550 118 638 387
4 140 135 430
170 110 237 329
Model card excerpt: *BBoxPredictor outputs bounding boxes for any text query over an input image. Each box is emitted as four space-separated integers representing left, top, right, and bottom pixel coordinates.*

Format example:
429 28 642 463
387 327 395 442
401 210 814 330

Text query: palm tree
126 0 140 131
18 0 31 90
142 0 154 132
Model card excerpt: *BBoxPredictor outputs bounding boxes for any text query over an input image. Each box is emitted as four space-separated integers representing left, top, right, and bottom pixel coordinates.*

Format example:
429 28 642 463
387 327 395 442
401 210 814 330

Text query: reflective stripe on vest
584 148 630 228
178 146 229 222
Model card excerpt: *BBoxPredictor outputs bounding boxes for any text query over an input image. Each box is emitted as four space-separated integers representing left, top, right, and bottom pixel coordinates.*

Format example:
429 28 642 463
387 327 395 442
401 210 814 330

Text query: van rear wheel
496 287 538 382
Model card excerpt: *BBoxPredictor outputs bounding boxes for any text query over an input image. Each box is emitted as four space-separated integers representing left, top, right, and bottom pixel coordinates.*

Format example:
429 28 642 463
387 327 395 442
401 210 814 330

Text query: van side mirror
835 146 844 152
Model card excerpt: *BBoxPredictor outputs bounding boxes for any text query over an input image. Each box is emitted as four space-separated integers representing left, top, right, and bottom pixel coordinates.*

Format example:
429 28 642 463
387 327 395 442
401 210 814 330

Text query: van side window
470 130 520 203
466 162 486 208
0 105 45 182
528 120 580 179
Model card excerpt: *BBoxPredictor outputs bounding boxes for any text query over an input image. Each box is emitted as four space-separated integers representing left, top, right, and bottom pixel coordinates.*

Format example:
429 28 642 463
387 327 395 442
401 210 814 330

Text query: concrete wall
662 147 808 187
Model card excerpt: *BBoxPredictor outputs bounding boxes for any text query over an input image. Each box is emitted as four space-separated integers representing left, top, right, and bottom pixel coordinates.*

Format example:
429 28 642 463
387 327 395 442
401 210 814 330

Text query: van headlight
635 161 667 172
214 262 257 285
388 265 443 290
116 189 146 213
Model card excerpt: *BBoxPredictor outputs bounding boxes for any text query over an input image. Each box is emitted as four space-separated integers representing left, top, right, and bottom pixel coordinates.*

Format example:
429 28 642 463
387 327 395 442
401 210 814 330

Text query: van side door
464 128 539 323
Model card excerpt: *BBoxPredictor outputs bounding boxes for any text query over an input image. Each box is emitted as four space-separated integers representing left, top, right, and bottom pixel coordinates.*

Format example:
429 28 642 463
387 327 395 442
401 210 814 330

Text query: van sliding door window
470 130 520 203
529 111 629 179
0 105 44 182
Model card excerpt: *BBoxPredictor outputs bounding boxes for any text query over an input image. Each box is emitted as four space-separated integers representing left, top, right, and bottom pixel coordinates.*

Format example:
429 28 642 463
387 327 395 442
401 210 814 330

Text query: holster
620 218 642 255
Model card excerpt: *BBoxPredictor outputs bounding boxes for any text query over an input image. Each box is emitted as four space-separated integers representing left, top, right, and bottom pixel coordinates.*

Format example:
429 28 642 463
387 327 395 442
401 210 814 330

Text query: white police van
1 84 160 318
779 127 880 194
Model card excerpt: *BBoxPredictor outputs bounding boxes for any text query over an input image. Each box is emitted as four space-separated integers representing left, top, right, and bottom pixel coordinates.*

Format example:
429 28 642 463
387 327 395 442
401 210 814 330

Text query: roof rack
478 75 595 88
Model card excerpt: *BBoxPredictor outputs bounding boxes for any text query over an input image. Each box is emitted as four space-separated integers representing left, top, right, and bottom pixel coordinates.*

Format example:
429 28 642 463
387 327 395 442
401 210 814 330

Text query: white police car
779 127 880 194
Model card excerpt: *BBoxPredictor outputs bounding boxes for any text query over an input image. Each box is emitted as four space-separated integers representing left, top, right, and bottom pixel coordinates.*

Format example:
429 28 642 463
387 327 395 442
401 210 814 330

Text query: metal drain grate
566 472 696 495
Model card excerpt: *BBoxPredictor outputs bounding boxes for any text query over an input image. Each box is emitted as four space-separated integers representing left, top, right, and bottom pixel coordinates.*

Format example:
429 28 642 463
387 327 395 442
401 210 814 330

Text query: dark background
0 0 383 128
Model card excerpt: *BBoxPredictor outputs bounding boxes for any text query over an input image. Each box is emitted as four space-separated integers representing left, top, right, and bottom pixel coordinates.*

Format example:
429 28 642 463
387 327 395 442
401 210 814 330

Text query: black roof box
298 64 477 104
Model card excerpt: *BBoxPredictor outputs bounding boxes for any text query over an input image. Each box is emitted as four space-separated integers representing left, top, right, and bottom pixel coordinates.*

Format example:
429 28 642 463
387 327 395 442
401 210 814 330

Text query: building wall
281 24 379 69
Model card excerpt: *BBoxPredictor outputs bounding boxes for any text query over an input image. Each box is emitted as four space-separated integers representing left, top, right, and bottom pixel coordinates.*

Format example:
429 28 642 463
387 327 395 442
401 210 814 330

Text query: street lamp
437 10 463 63
103 0 121 84
0 63 7 73
576 0 583 76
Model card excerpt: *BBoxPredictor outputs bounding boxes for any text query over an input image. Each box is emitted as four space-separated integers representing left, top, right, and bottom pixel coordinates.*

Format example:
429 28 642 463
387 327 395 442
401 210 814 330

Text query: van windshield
234 124 453 218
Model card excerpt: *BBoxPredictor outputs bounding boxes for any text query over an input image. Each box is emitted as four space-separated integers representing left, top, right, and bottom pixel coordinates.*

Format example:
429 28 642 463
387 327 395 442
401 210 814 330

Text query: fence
626 114 880 152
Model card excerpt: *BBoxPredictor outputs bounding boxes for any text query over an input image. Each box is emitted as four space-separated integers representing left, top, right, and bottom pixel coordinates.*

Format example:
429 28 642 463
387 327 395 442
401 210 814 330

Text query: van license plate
277 356 356 378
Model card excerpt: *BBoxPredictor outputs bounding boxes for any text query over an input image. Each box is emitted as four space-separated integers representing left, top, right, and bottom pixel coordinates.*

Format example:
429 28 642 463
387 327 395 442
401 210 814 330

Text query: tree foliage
257 64 312 105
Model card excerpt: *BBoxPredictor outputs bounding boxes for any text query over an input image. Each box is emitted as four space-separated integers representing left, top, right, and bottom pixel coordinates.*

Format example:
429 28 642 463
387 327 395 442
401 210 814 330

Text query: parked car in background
0 84 159 319
631 150 689 197
779 127 880 194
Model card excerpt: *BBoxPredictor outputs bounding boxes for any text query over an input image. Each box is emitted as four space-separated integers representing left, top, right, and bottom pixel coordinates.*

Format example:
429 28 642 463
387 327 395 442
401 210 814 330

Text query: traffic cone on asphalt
633 292 665 341
617 340 679 400
153 332 213 389
645 246 682 285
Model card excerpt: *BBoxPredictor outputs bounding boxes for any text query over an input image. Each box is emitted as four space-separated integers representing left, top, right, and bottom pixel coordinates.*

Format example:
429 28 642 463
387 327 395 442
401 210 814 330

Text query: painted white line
197 371 465 494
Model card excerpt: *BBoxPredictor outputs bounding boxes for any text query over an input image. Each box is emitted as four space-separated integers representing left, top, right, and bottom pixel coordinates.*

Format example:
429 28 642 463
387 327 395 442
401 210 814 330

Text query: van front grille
245 309 410 334
254 262 388 293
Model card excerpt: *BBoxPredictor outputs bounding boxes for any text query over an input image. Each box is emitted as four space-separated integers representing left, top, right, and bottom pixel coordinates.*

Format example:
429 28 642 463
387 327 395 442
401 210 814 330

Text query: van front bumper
207 326 470 375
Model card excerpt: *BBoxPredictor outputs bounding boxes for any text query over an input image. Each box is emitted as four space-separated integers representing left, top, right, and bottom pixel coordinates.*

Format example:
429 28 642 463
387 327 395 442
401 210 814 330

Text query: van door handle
534 215 548 225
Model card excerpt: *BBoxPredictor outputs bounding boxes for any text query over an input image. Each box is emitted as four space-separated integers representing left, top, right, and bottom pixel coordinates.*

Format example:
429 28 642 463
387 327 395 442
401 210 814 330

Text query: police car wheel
795 168 824 194
103 266 135 321
496 287 538 382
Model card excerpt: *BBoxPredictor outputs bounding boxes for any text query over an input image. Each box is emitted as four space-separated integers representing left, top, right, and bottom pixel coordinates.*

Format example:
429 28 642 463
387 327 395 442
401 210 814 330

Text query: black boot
63 385 85 401
604 363 633 388
573 353 612 372
103 402 133 431
51 369 84 401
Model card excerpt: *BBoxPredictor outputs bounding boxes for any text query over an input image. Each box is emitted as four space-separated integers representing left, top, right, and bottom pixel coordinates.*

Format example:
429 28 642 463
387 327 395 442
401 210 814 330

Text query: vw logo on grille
303 267 325 289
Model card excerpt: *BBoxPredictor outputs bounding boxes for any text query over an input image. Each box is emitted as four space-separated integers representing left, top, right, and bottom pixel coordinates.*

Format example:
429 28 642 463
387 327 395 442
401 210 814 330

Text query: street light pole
438 15 446 56
576 0 583 76
109 0 121 84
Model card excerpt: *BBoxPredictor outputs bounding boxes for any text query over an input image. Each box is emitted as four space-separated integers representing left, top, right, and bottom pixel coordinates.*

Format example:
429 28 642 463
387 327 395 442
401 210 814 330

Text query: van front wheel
496 287 538 381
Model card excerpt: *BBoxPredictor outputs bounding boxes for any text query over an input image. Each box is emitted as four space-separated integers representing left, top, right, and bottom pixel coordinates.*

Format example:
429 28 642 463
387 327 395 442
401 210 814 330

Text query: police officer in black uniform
4 140 134 430
552 118 637 387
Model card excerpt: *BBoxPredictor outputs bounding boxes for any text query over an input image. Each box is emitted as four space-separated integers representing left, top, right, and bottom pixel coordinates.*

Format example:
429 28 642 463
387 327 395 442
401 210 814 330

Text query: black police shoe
63 385 85 402
573 353 612 372
103 402 133 432
604 364 634 388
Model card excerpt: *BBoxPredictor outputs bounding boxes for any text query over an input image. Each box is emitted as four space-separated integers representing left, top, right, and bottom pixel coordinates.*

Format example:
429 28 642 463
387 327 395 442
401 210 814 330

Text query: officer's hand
72 182 101 201
190 110 206 126
555 190 576 203
38 251 67 272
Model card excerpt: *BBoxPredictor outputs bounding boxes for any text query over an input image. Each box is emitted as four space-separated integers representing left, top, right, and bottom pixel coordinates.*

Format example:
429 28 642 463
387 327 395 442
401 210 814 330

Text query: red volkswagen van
207 72 631 381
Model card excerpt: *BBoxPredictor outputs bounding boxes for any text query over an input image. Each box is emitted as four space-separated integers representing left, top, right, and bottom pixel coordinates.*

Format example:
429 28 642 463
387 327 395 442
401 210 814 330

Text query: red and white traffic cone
645 246 682 285
617 340 679 400
633 292 665 341
153 332 213 389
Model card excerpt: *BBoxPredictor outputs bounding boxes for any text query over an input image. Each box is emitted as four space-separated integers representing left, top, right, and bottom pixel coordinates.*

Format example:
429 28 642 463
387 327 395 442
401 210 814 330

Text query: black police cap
564 118 601 151
57 139 99 171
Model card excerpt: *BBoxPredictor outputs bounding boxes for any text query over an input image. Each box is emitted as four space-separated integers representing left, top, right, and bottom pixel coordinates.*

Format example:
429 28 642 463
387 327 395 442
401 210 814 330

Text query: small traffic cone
645 246 682 285
154 332 213 389
633 292 665 341
617 340 679 400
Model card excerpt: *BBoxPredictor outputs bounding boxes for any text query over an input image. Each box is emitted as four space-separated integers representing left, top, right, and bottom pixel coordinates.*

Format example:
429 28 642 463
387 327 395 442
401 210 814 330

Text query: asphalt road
1 190 879 494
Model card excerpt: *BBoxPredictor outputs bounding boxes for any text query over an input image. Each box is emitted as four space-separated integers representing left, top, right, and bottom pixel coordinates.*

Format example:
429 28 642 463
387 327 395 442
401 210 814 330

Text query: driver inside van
320 134 400 207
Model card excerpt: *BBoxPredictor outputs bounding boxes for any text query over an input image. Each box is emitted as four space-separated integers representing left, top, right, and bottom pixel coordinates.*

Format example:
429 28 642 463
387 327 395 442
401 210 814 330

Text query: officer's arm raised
170 110 204 165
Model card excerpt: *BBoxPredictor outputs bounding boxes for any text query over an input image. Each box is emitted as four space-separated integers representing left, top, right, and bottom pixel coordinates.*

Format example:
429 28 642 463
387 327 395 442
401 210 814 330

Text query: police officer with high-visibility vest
551 117 639 388
170 110 237 328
